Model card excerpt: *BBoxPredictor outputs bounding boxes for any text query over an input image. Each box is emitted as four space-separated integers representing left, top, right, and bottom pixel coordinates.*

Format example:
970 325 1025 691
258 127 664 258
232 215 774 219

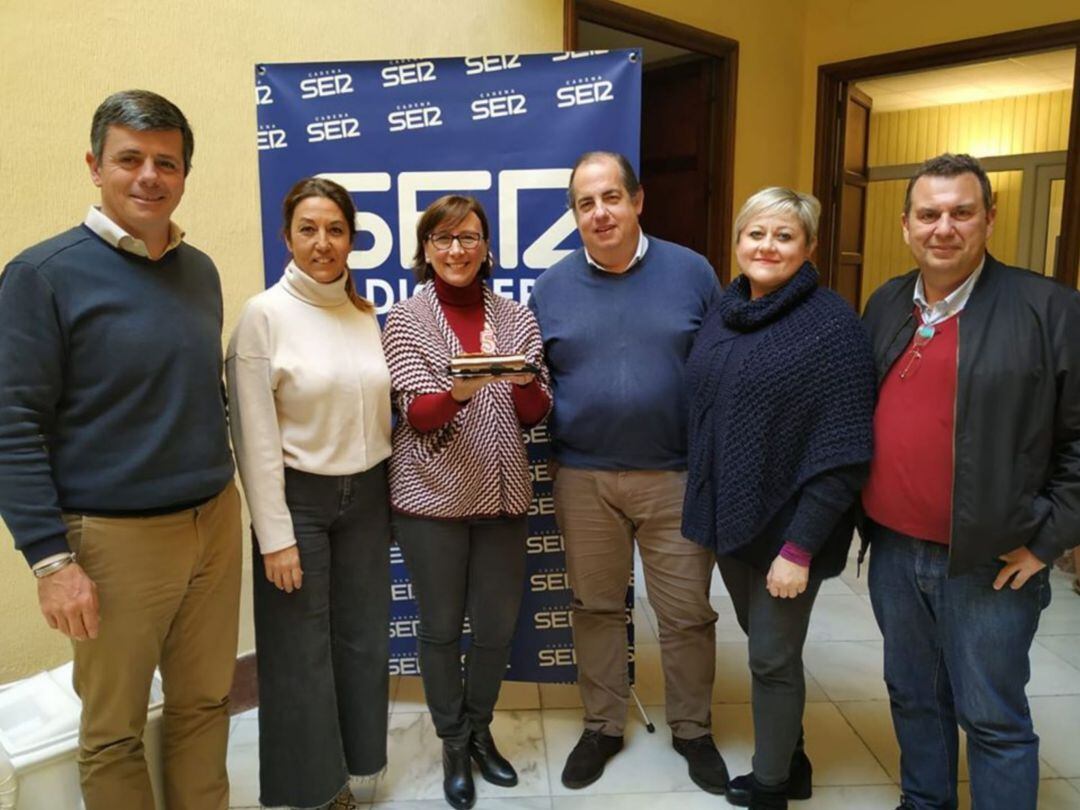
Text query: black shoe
728 749 813 805
726 774 788 809
442 741 475 809
788 748 812 800
561 729 624 789
469 727 518 787
673 734 729 794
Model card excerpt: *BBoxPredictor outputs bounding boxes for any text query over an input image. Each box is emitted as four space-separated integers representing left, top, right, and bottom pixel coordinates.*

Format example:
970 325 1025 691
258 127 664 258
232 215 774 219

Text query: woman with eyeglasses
681 188 875 810
381 194 550 810
227 177 391 810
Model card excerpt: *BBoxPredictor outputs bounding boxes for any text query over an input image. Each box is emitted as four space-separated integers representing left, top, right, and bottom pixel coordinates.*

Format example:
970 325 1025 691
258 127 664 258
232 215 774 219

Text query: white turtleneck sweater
226 262 392 554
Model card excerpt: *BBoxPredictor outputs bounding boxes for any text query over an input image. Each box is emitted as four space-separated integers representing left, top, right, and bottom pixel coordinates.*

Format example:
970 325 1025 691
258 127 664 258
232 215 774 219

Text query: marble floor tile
802 641 888 701
802 701 892 786
376 709 549 802
816 576 856 596
838 565 870 595
1033 779 1080 810
1030 696 1080 777
226 715 260 808
1027 641 1080 696
552 792 731 809
373 799 551 809
807 595 883 642
1034 579 1080 636
1037 635 1080 673
542 706 701 796
793 785 901 809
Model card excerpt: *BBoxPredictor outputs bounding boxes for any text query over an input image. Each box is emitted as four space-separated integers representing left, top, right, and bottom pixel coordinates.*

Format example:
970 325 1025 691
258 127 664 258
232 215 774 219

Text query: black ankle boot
442 741 476 809
788 748 812 800
749 775 788 809
469 726 518 786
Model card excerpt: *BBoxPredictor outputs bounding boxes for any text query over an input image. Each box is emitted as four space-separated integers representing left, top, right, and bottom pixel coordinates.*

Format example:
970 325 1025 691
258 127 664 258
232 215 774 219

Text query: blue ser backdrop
254 49 641 683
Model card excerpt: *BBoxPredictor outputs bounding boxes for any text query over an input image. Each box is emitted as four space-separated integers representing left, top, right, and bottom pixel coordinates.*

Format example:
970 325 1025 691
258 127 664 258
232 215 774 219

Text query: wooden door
640 56 713 261
830 85 872 309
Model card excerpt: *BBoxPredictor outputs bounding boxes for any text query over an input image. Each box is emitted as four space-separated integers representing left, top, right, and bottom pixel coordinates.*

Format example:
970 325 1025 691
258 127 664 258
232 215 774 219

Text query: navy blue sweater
528 236 719 469
0 226 235 565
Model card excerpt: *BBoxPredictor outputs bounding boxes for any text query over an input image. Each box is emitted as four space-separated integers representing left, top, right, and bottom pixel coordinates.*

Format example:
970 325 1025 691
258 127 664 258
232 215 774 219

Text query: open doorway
813 21 1080 309
566 0 738 280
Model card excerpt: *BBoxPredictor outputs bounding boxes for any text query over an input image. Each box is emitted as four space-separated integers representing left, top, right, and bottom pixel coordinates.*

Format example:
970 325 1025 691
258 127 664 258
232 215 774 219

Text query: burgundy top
862 309 959 545
407 275 550 432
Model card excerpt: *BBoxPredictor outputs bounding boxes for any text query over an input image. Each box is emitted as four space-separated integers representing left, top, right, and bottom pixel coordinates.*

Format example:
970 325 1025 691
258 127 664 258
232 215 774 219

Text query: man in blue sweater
0 91 240 810
528 151 726 794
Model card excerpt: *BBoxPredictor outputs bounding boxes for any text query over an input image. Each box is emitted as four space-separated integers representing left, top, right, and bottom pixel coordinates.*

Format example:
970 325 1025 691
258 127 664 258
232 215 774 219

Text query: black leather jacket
862 254 1080 575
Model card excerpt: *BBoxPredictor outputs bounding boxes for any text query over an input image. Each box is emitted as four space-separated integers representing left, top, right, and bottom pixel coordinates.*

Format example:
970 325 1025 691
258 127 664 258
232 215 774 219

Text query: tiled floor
227 564 1080 809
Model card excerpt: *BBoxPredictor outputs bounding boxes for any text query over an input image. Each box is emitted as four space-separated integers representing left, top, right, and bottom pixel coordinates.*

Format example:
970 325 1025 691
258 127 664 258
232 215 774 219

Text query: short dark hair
903 153 993 215
411 195 493 283
281 176 372 313
567 151 641 209
90 90 195 176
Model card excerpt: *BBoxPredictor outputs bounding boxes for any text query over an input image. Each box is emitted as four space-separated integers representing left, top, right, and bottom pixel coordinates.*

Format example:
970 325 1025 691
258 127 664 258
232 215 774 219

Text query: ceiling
856 48 1075 112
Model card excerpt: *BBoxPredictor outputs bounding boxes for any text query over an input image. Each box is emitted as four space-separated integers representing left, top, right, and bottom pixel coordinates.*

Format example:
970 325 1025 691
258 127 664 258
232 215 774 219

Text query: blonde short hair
733 187 821 246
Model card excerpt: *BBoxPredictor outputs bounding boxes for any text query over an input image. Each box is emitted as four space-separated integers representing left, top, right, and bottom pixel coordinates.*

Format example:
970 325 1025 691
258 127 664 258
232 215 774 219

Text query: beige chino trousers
64 480 242 810
554 467 717 738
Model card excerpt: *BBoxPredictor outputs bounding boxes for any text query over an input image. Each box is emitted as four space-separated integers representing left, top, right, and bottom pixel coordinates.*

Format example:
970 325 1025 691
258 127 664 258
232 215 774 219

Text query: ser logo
464 54 522 75
552 50 609 62
556 76 615 109
307 114 361 143
381 60 437 87
471 90 527 121
530 570 570 592
255 84 273 106
388 102 443 133
299 71 354 100
256 124 287 151
538 646 576 667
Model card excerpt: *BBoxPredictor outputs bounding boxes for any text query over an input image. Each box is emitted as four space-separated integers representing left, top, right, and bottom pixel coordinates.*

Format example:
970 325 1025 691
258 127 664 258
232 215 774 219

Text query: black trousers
393 512 528 743
718 553 821 786
254 464 391 808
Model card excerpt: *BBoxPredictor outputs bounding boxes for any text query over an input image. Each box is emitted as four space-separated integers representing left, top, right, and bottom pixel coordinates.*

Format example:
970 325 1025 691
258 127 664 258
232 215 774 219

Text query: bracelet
32 553 76 579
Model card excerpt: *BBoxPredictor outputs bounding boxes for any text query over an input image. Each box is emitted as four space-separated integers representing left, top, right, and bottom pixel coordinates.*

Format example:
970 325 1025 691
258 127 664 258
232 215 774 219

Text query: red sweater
407 275 550 432
862 311 958 544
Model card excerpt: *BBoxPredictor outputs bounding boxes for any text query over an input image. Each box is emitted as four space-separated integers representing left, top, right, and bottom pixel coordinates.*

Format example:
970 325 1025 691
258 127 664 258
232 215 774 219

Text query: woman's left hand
503 372 535 386
766 555 809 599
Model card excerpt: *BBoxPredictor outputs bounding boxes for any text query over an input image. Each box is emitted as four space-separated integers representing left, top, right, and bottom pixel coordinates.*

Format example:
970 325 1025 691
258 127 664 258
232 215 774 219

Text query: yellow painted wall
597 0 810 238
868 90 1073 167
0 0 562 684
797 0 1080 190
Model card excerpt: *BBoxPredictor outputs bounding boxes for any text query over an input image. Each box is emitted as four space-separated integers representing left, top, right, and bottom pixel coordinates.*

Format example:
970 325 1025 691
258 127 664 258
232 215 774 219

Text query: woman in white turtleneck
226 177 390 810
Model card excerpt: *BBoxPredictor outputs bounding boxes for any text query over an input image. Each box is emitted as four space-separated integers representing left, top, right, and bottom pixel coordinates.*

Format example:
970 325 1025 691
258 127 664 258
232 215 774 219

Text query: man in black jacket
861 153 1080 810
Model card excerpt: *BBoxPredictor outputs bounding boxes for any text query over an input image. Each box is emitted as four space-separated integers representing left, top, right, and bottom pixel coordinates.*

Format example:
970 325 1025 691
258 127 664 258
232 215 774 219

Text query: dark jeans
866 521 1051 810
718 553 820 786
254 465 391 809
393 513 528 743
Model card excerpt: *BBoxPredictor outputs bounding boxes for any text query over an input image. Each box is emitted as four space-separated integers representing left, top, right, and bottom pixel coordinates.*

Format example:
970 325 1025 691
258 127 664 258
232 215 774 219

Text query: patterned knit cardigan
381 283 551 519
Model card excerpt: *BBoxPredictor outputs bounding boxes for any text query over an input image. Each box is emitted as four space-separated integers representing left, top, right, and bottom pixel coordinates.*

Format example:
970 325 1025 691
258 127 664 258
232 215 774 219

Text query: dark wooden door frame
564 0 739 280
813 20 1080 291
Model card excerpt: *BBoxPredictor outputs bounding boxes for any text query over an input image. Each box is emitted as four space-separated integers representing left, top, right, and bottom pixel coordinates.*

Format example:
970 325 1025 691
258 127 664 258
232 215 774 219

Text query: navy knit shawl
682 263 875 554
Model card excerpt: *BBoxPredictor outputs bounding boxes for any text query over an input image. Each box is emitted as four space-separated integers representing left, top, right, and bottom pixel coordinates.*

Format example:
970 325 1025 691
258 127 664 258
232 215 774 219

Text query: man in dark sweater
862 153 1080 810
528 152 726 794
0 90 240 810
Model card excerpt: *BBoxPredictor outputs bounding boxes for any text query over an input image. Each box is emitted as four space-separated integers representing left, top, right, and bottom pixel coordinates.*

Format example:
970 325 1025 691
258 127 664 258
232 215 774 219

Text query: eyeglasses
428 231 483 251
898 324 936 380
